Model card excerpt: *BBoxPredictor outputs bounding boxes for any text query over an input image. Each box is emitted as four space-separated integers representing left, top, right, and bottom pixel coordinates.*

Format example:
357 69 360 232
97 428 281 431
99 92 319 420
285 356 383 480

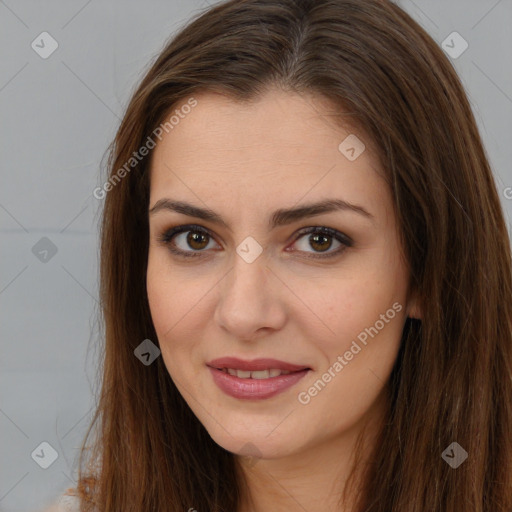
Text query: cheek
146 252 201 335
295 285 405 427
328 282 406 387
146 253 215 371
146 257 175 335
299 271 402 350
146 264 192 382
295 269 407 403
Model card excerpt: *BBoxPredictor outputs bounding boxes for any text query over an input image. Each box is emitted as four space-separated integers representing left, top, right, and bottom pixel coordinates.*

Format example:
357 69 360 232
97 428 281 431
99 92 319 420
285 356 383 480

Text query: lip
207 357 310 372
207 366 310 399
206 357 311 400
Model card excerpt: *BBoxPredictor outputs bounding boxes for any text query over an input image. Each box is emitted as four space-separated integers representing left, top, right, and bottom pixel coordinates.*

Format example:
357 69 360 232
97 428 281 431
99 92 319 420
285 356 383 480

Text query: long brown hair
74 0 512 510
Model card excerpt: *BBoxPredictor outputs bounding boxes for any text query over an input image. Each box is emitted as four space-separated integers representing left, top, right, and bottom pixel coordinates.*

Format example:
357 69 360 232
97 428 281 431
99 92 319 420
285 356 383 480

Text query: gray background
1 1 511 510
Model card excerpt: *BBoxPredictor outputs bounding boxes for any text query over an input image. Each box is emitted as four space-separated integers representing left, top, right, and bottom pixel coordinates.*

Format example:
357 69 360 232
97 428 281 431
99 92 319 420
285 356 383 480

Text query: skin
146 88 421 512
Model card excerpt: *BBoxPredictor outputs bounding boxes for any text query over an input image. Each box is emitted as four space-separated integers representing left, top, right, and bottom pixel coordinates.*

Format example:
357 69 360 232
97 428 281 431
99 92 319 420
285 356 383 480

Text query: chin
204 418 305 461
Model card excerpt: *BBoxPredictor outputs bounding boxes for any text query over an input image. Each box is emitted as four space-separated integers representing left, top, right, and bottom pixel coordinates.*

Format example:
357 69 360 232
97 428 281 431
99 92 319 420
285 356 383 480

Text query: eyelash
156 224 353 260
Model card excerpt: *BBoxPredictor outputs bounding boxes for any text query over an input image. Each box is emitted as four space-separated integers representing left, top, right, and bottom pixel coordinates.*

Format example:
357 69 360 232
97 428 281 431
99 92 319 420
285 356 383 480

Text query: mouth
213 367 305 379
207 356 311 374
206 357 312 399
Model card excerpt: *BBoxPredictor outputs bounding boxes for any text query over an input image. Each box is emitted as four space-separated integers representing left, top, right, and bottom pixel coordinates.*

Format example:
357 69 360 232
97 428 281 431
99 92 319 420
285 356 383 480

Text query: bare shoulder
42 488 80 512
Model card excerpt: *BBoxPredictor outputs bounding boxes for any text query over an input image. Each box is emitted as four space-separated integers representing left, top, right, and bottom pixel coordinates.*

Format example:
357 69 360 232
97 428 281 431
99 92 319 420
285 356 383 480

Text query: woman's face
147 89 420 461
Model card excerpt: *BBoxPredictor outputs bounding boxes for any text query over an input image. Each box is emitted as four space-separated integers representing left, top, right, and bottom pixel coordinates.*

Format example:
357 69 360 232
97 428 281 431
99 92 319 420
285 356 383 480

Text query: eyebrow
149 197 375 229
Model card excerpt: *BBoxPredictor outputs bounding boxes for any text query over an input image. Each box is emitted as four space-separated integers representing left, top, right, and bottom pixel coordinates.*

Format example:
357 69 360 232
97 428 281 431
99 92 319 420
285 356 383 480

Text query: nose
213 250 287 341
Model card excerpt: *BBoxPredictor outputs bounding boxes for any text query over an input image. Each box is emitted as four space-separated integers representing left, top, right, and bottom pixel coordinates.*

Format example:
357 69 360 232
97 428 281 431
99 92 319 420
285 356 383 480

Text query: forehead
149 89 387 217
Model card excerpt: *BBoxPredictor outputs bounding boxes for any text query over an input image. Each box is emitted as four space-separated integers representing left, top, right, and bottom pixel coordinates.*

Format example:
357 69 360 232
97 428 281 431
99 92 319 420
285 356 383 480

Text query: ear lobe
406 289 422 320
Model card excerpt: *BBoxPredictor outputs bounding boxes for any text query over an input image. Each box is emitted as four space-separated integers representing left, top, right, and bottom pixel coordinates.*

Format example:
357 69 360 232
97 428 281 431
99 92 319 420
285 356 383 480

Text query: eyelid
156 223 353 259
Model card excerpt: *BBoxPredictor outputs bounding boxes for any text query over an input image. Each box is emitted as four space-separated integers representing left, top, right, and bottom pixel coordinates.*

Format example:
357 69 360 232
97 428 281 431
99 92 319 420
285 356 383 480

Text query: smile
219 368 293 378
207 366 310 400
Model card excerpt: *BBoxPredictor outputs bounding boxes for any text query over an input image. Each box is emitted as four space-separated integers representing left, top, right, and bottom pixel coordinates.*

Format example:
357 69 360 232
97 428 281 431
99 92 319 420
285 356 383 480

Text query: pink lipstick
207 357 311 400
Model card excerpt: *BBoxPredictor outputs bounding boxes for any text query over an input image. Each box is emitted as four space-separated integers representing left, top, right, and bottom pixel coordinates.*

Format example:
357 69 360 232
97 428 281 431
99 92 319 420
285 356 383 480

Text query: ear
406 287 422 320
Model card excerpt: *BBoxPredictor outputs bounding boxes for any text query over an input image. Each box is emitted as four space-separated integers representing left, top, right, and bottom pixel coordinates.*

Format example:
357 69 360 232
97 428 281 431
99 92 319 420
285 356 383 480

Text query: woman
47 0 512 510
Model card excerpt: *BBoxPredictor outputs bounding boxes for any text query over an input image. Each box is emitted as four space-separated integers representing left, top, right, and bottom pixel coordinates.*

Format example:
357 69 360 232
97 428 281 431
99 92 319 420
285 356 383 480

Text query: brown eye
157 225 219 258
157 224 352 260
290 226 352 259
